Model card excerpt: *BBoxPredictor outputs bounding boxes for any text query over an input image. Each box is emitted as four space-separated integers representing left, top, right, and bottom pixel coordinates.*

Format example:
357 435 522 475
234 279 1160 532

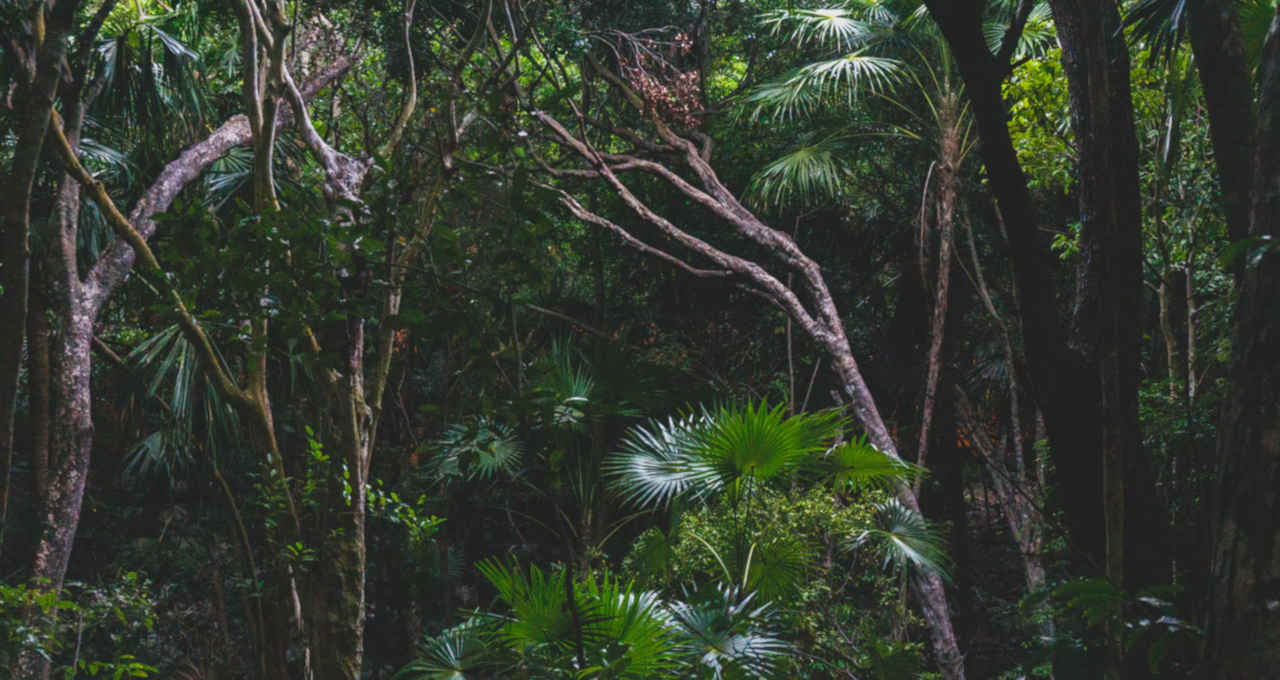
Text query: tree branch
87 53 355 308
49 110 253 410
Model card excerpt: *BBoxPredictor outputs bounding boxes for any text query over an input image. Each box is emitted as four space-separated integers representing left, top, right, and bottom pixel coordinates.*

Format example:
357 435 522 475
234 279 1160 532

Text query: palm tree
741 3 1057 486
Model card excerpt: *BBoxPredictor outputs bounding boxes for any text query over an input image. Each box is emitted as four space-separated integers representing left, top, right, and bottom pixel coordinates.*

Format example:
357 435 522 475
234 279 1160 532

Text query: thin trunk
915 95 961 488
924 0 1108 570
1158 279 1181 399
1185 258 1199 406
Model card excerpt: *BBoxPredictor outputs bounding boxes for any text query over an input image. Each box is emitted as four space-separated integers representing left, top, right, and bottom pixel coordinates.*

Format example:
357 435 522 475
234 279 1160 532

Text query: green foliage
606 401 844 508
853 498 951 580
428 417 524 480
1025 578 1200 676
0 575 159 679
400 559 792 679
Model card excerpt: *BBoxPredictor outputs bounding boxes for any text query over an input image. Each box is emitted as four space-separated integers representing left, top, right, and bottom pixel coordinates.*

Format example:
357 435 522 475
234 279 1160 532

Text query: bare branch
88 54 355 308
552 188 732 279
49 110 253 410
379 0 419 156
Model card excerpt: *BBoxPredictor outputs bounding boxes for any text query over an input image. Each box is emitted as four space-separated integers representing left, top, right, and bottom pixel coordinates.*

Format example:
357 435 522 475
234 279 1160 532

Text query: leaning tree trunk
828 350 966 680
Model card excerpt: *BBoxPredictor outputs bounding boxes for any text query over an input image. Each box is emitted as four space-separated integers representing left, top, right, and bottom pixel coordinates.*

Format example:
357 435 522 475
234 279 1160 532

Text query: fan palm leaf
852 497 951 579
666 584 790 679
810 434 924 491
605 401 845 509
395 618 493 679
429 416 523 480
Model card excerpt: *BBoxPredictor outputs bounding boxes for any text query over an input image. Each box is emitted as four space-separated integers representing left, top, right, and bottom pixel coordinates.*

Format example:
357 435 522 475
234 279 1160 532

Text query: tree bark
915 92 962 488
924 0 1109 570
1202 8 1280 677
1046 0 1154 594
1188 1 1256 246
0 0 80 558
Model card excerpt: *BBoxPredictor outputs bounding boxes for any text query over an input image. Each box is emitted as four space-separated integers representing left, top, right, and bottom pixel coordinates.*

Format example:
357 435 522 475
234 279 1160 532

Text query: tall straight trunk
310 319 374 680
17 302 93 680
28 277 52 505
1189 1 1256 246
1046 0 1151 589
915 93 962 484
1202 8 1280 677
1158 279 1181 398
0 0 79 554
924 0 1109 569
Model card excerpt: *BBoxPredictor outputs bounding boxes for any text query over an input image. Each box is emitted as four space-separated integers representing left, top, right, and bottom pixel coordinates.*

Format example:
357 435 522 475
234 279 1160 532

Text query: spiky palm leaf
760 7 882 48
746 136 851 206
477 559 592 659
528 339 597 429
122 324 239 486
606 402 845 509
581 575 681 678
474 560 683 678
606 414 720 508
982 1 1056 59
810 434 923 491
666 584 790 679
395 618 493 680
1126 0 1277 67
429 417 523 480
745 53 903 120
852 497 951 579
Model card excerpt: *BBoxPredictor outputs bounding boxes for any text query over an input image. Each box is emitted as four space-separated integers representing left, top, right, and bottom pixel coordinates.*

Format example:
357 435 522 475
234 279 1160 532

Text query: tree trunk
16 307 93 680
915 92 962 486
828 352 966 680
924 0 1108 570
0 0 78 555
1202 8 1280 676
1188 1 1256 246
311 320 374 680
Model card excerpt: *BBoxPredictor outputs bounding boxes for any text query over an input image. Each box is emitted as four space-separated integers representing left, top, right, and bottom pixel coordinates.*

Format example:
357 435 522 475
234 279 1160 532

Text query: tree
520 32 967 675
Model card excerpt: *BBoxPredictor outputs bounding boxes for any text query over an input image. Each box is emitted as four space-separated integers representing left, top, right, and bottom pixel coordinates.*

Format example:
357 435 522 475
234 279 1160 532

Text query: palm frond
396 618 493 679
747 53 903 120
747 136 849 207
476 559 589 655
429 417 523 480
581 574 681 677
760 8 878 49
983 2 1056 59
666 584 790 679
1124 0 1192 65
605 415 720 508
608 402 846 508
852 498 951 579
809 434 922 491
693 401 843 496
122 324 239 487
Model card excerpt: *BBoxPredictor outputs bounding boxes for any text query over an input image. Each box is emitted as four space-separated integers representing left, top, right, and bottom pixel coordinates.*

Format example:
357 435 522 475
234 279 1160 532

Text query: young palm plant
397 559 791 680
606 402 948 598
